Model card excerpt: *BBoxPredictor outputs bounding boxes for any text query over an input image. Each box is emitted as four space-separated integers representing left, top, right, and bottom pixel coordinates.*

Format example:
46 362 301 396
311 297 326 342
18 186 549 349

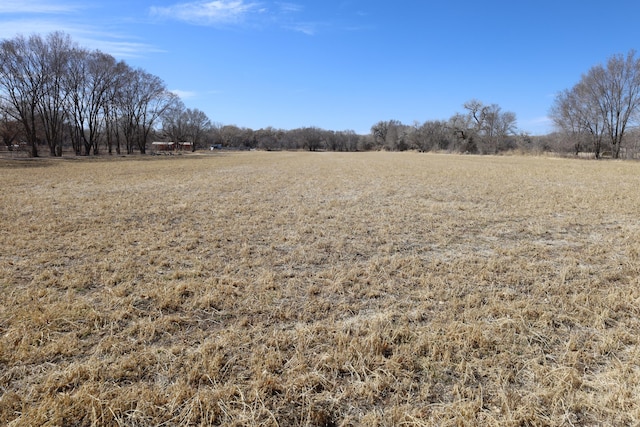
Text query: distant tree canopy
369 102 519 154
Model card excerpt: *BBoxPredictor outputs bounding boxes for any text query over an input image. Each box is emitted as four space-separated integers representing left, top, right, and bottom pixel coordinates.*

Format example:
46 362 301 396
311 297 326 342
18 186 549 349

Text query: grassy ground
1 151 640 426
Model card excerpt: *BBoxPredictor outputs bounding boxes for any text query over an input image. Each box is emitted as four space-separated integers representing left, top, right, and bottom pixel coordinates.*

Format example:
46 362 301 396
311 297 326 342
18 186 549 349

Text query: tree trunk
29 141 38 157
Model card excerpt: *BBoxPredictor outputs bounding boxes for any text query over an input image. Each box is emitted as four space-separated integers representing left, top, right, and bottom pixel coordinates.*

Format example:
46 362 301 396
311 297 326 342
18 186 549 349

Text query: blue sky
2 1 640 135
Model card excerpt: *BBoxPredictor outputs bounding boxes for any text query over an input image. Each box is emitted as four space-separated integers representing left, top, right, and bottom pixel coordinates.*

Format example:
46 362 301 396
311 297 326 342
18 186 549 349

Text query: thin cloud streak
171 89 198 99
0 1 83 14
80 38 165 59
0 19 77 39
285 22 317 35
0 19 162 59
149 0 263 25
149 0 324 35
275 2 303 13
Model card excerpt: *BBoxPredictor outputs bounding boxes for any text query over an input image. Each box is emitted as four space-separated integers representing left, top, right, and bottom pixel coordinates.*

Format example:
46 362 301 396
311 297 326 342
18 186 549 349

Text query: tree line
0 32 525 156
0 32 207 157
213 99 523 153
3 32 640 158
0 32 523 156
208 52 640 157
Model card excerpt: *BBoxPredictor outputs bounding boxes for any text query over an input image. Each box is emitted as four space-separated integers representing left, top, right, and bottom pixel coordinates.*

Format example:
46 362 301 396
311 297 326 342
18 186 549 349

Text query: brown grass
2 151 640 426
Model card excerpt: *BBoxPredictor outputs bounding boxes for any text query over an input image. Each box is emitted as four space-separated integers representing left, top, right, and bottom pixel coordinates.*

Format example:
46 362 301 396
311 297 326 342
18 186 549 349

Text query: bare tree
1 31 209 158
119 68 178 154
486 106 518 153
590 51 640 158
102 61 130 155
341 130 359 152
35 32 75 156
299 127 325 151
254 127 283 150
370 120 389 149
448 112 475 153
415 120 451 152
162 102 212 151
161 99 187 143
0 35 47 157
65 48 123 155
0 101 22 150
463 100 517 153
219 124 245 148
551 51 640 158
551 81 607 158
328 130 358 152
181 108 212 151
0 33 78 157
550 88 593 155
371 120 409 151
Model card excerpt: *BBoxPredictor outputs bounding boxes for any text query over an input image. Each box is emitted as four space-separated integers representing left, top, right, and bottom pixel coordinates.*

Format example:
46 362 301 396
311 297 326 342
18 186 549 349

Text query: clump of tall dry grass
2 152 640 425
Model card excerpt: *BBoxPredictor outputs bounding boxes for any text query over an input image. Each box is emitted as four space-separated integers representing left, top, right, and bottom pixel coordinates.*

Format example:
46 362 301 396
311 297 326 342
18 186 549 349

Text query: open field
1 151 640 426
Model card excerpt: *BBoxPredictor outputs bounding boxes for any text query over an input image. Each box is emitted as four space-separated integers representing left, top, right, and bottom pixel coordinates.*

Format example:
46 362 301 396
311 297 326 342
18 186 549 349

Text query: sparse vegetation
2 151 640 426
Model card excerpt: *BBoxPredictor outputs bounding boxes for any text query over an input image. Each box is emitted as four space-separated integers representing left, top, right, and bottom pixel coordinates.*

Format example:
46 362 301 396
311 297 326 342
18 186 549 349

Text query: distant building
151 141 194 152
151 141 175 152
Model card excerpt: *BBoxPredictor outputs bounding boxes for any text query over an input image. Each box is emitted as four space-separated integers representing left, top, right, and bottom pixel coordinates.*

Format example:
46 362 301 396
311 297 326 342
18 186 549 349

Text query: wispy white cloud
0 0 83 14
0 19 75 39
81 38 165 59
0 18 162 58
149 0 326 35
276 3 325 35
285 22 318 36
276 2 302 13
171 89 198 99
149 1 263 25
0 0 167 59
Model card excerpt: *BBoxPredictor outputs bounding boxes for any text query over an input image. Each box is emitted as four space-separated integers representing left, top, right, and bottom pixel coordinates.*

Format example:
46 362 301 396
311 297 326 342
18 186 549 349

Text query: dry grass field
1 151 640 426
